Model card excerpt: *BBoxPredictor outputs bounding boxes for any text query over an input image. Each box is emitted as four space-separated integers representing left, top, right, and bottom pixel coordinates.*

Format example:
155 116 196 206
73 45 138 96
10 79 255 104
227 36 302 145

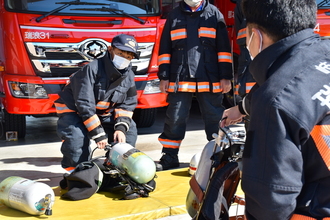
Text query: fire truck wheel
3 110 26 139
133 108 157 128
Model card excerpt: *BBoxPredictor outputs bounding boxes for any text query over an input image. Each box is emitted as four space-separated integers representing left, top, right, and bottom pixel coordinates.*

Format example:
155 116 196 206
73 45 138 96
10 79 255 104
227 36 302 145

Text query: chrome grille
26 39 154 78
44 52 85 60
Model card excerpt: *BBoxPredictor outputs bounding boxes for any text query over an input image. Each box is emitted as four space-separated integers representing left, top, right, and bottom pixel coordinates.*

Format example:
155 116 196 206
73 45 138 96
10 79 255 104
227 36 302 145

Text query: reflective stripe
167 81 222 93
234 84 239 95
168 82 196 93
246 82 256 93
197 82 210 92
198 27 216 38
99 113 111 116
171 28 187 41
218 52 233 63
159 137 181 149
83 114 101 132
178 82 196 92
167 82 176 92
291 214 330 220
54 103 75 114
237 28 247 40
96 101 110 110
114 122 129 131
212 82 222 93
158 54 171 65
91 132 107 141
310 124 330 170
114 109 133 119
99 108 113 116
64 167 76 173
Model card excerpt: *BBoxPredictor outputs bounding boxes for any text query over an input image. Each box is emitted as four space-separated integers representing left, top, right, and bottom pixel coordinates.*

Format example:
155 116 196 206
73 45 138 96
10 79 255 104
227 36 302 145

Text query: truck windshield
5 0 160 15
317 0 330 8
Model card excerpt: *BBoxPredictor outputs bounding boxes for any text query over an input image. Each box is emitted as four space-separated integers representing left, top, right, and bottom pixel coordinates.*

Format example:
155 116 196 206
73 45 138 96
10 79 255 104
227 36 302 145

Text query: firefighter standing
234 0 255 98
234 0 255 129
55 34 138 172
221 0 330 219
156 0 233 171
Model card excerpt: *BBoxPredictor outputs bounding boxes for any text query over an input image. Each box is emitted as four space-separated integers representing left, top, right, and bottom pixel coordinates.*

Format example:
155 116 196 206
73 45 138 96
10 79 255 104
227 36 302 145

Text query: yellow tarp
0 168 191 220
0 168 244 220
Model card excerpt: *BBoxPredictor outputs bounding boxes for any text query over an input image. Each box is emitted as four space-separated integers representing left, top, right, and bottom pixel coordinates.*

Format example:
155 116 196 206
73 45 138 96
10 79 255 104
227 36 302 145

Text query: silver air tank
108 143 156 184
0 176 54 216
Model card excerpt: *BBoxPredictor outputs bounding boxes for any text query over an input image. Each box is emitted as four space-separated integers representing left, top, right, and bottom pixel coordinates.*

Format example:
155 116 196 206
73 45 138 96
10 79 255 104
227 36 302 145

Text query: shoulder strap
196 162 240 220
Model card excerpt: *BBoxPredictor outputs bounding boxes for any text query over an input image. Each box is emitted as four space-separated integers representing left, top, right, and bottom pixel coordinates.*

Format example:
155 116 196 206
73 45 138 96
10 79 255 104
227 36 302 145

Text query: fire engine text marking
25 32 50 40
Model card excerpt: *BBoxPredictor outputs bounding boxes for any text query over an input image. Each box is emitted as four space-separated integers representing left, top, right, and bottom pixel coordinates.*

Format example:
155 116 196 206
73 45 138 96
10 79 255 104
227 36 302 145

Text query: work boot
156 153 179 171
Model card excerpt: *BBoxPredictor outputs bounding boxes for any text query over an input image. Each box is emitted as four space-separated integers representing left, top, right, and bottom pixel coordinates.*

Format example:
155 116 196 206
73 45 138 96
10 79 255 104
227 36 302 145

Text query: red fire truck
0 0 170 138
315 0 330 39
0 0 329 139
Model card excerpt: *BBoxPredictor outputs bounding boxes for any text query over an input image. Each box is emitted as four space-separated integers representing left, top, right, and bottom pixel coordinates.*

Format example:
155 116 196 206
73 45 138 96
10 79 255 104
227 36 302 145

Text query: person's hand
159 80 169 93
220 105 244 127
220 79 232 93
96 139 108 149
113 130 126 143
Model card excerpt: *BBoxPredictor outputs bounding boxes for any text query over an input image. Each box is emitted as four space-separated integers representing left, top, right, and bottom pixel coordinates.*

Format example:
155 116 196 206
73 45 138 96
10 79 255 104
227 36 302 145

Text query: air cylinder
108 143 156 184
186 140 217 217
0 176 54 215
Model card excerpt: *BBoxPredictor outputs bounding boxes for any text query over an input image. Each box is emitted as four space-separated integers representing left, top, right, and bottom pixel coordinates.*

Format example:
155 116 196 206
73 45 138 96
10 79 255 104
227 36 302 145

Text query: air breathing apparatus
60 142 157 201
100 143 157 199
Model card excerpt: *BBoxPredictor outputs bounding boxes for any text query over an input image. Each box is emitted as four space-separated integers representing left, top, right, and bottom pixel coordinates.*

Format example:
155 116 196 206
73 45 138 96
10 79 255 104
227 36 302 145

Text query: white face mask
184 0 202 7
246 30 263 60
112 54 130 70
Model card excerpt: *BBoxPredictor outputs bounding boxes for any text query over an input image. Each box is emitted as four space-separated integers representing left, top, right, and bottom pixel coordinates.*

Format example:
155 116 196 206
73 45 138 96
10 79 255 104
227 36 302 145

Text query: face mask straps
257 30 263 53
246 30 263 60
247 31 254 52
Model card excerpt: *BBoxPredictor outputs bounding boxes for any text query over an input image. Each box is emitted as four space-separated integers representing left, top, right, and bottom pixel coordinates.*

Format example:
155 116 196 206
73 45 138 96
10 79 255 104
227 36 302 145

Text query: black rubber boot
156 153 179 171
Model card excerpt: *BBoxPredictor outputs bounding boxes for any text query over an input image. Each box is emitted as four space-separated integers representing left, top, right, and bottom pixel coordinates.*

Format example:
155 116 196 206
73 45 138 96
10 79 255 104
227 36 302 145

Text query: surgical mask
112 54 130 70
184 0 202 7
246 30 263 60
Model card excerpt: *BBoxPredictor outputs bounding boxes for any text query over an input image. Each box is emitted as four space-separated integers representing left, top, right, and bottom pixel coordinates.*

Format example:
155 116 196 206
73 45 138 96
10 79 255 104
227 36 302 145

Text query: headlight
9 81 48 98
143 79 161 94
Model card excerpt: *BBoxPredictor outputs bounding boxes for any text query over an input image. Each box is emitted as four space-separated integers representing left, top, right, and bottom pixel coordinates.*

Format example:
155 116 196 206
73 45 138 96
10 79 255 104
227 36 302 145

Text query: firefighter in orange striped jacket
234 0 255 130
55 34 138 172
234 0 255 98
156 0 233 171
